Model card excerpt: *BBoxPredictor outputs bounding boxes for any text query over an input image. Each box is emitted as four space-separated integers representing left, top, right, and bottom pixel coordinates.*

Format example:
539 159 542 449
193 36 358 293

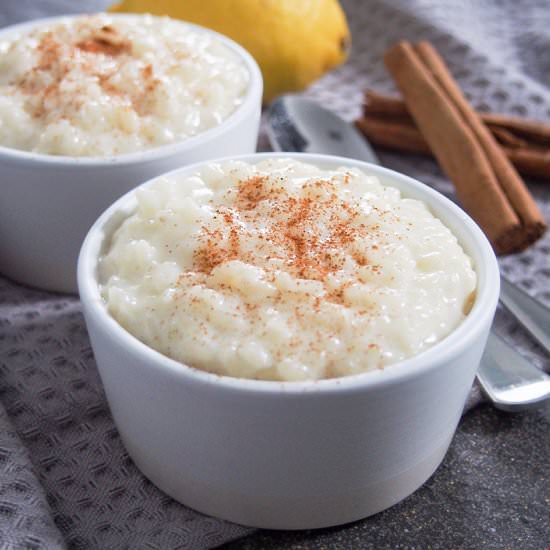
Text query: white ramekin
78 153 500 530
0 14 262 293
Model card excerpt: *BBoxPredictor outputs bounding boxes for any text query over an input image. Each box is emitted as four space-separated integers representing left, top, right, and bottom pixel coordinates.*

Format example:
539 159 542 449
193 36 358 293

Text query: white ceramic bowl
78 153 500 530
0 14 262 294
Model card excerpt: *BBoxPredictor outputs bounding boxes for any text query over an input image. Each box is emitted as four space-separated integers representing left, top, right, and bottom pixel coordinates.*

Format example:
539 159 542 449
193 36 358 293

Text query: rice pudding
100 158 477 381
0 14 248 156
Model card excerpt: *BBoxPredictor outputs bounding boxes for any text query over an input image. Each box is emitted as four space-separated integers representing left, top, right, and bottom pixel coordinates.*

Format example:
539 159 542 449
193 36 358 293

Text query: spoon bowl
267 95 379 163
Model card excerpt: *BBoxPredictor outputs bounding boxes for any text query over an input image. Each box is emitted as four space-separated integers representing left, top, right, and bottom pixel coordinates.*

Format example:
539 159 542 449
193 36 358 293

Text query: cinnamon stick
503 147 550 179
355 115 431 154
477 113 550 147
356 113 550 179
364 90 410 118
365 90 550 147
383 41 546 254
488 127 527 149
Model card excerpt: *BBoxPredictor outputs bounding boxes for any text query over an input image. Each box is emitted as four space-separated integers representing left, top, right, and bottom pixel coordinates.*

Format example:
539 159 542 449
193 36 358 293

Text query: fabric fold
0 403 66 549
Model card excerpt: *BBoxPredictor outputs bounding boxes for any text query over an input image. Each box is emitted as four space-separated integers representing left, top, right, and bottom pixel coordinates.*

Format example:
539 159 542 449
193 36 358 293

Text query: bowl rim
78 152 500 395
0 13 263 167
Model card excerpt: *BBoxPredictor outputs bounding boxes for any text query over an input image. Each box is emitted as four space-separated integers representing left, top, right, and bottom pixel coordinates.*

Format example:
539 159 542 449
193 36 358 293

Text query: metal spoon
499 275 550 355
267 94 550 411
477 332 549 411
267 95 379 163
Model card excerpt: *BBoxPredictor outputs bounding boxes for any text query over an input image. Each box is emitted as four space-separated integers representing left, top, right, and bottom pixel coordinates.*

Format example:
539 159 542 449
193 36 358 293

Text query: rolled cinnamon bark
503 147 550 179
488 127 527 149
355 116 430 154
364 90 410 118
356 114 550 179
482 112 550 147
384 41 546 254
364 90 550 148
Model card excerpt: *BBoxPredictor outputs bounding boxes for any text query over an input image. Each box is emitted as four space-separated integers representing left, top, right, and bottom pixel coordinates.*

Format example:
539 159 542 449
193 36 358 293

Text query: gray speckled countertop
221 403 550 550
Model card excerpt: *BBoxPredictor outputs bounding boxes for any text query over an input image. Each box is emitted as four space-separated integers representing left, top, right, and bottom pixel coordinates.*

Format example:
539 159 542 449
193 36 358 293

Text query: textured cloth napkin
1 0 549 548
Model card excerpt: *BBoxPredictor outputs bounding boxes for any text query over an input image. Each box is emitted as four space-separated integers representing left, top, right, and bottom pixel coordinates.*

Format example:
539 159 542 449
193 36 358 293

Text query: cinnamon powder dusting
193 173 385 302
76 25 131 56
14 21 137 120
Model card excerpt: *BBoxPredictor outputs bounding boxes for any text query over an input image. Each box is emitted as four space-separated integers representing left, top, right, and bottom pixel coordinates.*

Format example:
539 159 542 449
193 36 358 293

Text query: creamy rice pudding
0 15 248 156
101 159 477 381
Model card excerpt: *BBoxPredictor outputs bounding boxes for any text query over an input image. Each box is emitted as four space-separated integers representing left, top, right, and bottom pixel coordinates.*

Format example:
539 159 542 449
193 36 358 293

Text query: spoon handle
477 332 550 411
499 276 550 354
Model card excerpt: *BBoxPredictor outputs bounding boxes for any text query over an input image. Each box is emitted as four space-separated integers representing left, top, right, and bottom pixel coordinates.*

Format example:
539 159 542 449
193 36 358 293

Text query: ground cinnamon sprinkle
193 228 232 273
76 26 131 56
192 173 382 302
236 175 270 209
14 21 135 121
141 64 153 80
36 32 60 72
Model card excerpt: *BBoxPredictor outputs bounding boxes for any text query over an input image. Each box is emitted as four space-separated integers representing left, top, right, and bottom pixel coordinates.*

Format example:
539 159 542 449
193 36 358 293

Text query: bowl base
126 434 453 530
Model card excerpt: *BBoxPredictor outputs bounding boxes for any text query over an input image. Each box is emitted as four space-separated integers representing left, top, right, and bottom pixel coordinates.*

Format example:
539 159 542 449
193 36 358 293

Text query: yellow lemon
109 0 350 103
